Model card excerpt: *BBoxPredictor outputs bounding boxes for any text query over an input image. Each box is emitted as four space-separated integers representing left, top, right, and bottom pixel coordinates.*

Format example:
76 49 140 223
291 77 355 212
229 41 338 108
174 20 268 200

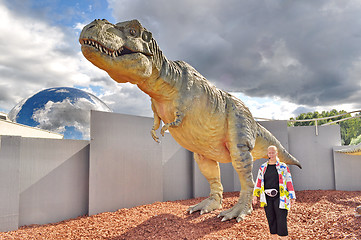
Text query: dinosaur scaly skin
80 19 302 222
336 143 361 155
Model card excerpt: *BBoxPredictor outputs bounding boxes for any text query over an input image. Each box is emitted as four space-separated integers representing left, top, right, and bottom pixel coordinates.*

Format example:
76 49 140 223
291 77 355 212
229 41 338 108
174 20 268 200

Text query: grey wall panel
192 156 210 198
162 133 193 201
193 162 235 199
0 136 20 232
19 138 89 226
288 125 341 191
252 158 268 183
89 111 163 215
258 120 289 151
193 161 236 198
220 163 235 193
333 147 361 191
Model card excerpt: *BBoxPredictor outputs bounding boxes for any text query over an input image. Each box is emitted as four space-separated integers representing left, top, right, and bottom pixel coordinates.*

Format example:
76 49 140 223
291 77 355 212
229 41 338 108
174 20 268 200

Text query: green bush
289 109 361 145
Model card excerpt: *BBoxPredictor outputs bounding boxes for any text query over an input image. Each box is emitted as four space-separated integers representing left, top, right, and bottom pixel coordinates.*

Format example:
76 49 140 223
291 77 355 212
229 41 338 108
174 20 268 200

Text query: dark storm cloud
109 0 361 108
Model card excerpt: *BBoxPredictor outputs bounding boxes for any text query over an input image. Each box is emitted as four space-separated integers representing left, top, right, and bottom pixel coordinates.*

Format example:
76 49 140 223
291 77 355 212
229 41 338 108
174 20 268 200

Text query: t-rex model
335 143 361 155
79 19 302 222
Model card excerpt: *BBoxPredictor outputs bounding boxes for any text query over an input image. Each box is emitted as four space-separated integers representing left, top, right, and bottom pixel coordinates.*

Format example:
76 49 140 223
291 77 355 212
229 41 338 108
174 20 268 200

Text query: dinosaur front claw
150 129 160 143
161 124 170 136
187 196 222 215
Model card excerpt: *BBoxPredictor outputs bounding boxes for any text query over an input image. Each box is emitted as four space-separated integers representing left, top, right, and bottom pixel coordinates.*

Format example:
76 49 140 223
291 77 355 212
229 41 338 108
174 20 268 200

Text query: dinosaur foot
188 196 222 215
217 199 253 222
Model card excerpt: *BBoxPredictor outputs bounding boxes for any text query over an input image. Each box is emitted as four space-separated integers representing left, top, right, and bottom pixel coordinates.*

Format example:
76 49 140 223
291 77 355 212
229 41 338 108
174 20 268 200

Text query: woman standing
252 145 296 240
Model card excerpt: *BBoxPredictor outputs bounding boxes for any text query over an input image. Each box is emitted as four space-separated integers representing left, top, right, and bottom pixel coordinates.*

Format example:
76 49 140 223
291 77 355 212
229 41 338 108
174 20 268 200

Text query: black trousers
264 195 288 236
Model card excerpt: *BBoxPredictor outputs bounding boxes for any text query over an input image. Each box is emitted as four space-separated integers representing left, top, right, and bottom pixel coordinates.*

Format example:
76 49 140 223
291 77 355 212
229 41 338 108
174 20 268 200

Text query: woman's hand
290 198 296 211
252 196 258 206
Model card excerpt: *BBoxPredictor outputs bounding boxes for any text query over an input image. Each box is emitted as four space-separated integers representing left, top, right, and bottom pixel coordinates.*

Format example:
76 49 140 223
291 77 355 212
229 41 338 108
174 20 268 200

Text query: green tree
289 110 361 145
350 134 361 145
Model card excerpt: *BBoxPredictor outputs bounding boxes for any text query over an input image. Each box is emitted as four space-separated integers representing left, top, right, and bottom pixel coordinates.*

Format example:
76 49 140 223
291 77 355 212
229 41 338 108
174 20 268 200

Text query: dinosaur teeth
83 39 121 57
117 47 123 56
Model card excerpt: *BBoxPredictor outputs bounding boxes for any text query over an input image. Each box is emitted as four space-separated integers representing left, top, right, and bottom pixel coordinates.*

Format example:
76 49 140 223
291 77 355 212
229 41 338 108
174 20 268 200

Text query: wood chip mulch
1 190 360 239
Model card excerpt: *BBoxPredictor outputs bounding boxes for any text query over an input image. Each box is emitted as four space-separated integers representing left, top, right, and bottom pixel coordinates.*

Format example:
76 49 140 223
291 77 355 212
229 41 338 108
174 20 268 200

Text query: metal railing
257 110 361 136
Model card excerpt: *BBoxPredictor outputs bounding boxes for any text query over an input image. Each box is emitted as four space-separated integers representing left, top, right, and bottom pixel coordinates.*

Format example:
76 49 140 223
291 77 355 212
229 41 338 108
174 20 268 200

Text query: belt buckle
265 189 278 197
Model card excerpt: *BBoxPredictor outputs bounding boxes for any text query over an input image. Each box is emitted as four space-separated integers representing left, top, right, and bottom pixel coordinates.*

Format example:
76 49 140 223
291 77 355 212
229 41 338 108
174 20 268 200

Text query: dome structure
8 87 112 140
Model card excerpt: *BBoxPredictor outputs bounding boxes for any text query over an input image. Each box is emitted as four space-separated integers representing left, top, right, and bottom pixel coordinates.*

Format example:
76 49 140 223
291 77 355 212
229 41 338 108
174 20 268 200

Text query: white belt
265 189 278 197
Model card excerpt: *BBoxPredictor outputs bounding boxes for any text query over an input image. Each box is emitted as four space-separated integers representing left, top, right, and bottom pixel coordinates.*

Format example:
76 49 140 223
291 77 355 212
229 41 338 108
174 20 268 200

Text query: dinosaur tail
255 123 302 169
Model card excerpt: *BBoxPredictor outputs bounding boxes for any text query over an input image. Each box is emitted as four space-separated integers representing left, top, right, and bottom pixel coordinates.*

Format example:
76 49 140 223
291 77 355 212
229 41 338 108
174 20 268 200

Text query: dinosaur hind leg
188 153 223 215
218 143 254 222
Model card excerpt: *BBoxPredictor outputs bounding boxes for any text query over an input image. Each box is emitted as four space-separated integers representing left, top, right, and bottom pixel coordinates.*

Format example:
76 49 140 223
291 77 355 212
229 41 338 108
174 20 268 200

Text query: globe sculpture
8 87 112 140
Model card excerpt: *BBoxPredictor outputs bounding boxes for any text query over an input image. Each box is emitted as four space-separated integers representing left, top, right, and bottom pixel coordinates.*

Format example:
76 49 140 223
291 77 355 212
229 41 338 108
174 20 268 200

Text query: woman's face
268 147 278 160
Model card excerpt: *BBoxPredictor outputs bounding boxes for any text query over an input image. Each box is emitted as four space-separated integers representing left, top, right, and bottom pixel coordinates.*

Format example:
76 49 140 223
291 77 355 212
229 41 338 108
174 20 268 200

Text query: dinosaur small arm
79 19 302 222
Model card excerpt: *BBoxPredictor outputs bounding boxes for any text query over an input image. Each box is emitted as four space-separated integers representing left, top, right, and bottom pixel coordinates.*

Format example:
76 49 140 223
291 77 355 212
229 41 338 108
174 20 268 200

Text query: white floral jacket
253 161 296 210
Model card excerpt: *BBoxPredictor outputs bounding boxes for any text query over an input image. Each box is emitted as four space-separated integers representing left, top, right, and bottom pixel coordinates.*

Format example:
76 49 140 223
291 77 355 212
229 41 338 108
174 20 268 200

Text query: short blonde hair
268 145 278 152
267 145 280 161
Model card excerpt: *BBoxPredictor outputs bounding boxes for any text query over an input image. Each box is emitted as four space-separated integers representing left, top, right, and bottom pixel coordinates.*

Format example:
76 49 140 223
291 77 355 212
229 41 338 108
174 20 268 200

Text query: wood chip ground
1 190 360 239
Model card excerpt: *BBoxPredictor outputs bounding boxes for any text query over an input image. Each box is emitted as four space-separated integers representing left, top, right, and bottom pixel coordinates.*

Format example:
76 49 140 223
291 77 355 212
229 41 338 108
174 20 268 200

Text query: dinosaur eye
129 29 137 36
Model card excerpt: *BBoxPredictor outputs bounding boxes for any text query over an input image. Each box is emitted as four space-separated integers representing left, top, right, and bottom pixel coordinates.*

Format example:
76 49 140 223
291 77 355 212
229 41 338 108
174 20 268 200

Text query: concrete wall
0 136 89 232
162 134 193 202
0 119 63 139
288 125 341 190
89 111 163 215
89 111 196 215
19 138 89 226
0 136 20 232
333 146 361 191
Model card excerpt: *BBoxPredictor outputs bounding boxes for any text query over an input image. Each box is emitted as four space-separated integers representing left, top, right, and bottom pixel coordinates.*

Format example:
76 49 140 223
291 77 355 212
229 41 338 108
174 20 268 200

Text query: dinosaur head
79 19 154 84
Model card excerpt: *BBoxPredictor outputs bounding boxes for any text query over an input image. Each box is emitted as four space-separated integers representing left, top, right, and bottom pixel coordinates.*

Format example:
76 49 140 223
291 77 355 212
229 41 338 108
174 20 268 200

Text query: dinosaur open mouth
81 39 137 58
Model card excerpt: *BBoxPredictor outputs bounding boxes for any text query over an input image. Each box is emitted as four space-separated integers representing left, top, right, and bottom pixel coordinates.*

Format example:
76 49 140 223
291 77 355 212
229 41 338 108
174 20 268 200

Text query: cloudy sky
1 0 361 121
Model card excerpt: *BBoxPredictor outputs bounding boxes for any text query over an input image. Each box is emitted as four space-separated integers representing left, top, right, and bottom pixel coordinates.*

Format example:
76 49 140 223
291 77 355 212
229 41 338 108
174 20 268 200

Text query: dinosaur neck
137 39 181 101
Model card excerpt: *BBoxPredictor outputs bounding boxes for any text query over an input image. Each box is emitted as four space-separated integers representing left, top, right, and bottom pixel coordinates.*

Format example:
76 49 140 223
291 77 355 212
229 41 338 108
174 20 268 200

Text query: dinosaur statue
79 19 302 222
335 143 361 155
